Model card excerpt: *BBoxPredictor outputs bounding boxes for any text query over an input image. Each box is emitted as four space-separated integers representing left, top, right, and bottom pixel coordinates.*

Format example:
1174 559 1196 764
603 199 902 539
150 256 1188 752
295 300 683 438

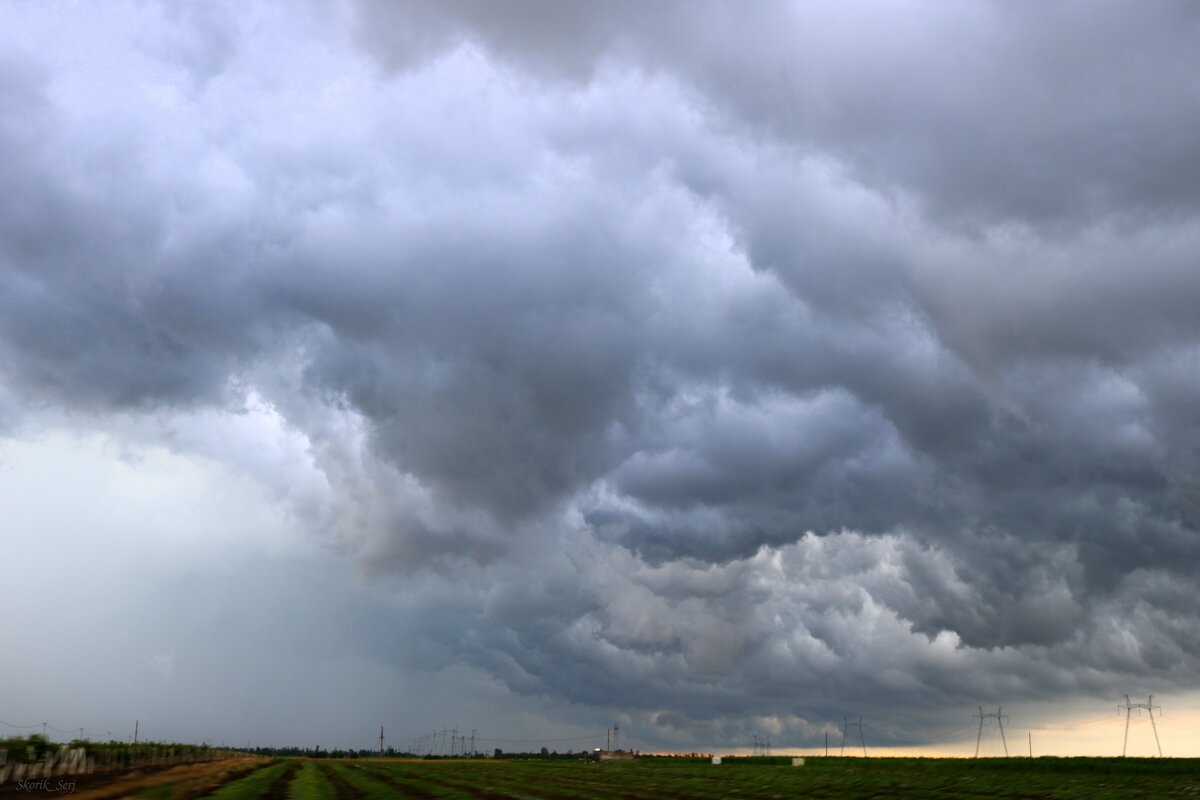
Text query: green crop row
207 759 292 800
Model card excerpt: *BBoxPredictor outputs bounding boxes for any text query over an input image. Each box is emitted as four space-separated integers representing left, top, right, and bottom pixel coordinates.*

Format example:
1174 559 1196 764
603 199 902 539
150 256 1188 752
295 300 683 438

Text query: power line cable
1154 716 1200 728
1030 715 1122 731
474 737 597 743
0 720 44 730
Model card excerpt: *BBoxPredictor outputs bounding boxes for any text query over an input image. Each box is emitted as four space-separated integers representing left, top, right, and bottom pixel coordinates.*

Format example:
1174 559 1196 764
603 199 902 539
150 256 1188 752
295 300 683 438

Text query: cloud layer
2 0 1200 746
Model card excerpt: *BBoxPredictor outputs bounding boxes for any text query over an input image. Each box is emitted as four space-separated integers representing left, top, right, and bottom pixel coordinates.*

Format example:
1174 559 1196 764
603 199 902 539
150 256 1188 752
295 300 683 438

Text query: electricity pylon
1119 695 1162 757
841 717 866 757
974 707 1009 758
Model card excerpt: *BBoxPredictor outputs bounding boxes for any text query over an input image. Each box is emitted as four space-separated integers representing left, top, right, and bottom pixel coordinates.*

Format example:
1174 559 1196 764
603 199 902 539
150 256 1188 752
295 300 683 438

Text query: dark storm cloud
355 1 1200 227
2 0 1200 745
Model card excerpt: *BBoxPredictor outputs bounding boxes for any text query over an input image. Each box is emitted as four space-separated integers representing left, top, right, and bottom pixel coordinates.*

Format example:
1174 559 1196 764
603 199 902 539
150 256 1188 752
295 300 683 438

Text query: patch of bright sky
0 430 616 750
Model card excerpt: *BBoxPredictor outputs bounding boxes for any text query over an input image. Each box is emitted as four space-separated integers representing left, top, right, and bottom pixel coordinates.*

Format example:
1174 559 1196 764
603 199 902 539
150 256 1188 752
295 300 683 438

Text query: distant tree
494 748 503 758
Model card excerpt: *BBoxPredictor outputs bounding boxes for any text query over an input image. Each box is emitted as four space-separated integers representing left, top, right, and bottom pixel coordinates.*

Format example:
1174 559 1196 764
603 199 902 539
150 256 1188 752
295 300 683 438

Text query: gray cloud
355 1 1200 227
2 0 1200 747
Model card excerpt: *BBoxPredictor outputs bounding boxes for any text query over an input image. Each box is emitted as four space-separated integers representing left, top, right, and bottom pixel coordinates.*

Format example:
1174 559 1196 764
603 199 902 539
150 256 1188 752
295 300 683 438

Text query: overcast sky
3 0 1200 756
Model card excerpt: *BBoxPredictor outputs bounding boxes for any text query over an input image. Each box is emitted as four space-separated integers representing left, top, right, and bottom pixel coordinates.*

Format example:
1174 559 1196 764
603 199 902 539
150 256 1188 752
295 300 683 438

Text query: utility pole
974 708 1008 758
470 730 476 757
613 724 619 751
134 721 138 745
1119 695 1162 757
840 718 866 757
824 730 828 756
1028 731 1032 758
379 726 385 756
42 723 47 739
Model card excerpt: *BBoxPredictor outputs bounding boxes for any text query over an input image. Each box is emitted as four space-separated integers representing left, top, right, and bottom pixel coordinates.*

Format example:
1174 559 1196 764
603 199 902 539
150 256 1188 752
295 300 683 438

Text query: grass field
5 755 1199 799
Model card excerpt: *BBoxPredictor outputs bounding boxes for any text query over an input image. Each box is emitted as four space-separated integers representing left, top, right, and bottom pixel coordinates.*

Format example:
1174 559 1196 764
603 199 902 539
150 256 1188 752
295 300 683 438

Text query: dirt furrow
356 766 440 799
260 761 301 800
317 763 368 800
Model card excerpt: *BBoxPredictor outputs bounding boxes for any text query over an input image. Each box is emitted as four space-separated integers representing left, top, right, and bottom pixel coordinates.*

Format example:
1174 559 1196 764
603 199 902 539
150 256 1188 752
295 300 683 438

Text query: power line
1035 715 1123 731
0 720 43 730
925 722 982 742
1155 717 1200 730
474 734 601 743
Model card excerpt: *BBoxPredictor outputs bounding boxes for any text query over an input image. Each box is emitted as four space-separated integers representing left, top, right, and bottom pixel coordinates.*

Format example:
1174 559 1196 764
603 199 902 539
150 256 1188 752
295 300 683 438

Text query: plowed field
5 756 1198 799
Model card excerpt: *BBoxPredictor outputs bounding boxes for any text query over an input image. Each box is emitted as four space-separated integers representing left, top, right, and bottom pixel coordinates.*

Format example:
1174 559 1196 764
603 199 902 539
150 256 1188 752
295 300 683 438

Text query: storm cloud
2 0 1200 747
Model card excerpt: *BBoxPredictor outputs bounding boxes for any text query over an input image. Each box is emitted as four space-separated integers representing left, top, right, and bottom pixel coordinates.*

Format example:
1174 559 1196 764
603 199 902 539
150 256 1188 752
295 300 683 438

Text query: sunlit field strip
14 760 263 800
287 762 334 800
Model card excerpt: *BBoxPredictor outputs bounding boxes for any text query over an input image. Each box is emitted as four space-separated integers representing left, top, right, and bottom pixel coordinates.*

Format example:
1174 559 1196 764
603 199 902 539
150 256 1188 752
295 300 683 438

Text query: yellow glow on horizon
725 699 1200 759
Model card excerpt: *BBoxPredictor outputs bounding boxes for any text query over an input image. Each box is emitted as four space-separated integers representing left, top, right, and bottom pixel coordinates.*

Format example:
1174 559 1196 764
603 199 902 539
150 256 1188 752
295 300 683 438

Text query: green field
40 755 1196 800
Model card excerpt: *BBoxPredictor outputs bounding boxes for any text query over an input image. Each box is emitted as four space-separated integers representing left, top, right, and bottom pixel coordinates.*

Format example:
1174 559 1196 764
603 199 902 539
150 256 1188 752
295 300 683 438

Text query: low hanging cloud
2 0 1199 744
